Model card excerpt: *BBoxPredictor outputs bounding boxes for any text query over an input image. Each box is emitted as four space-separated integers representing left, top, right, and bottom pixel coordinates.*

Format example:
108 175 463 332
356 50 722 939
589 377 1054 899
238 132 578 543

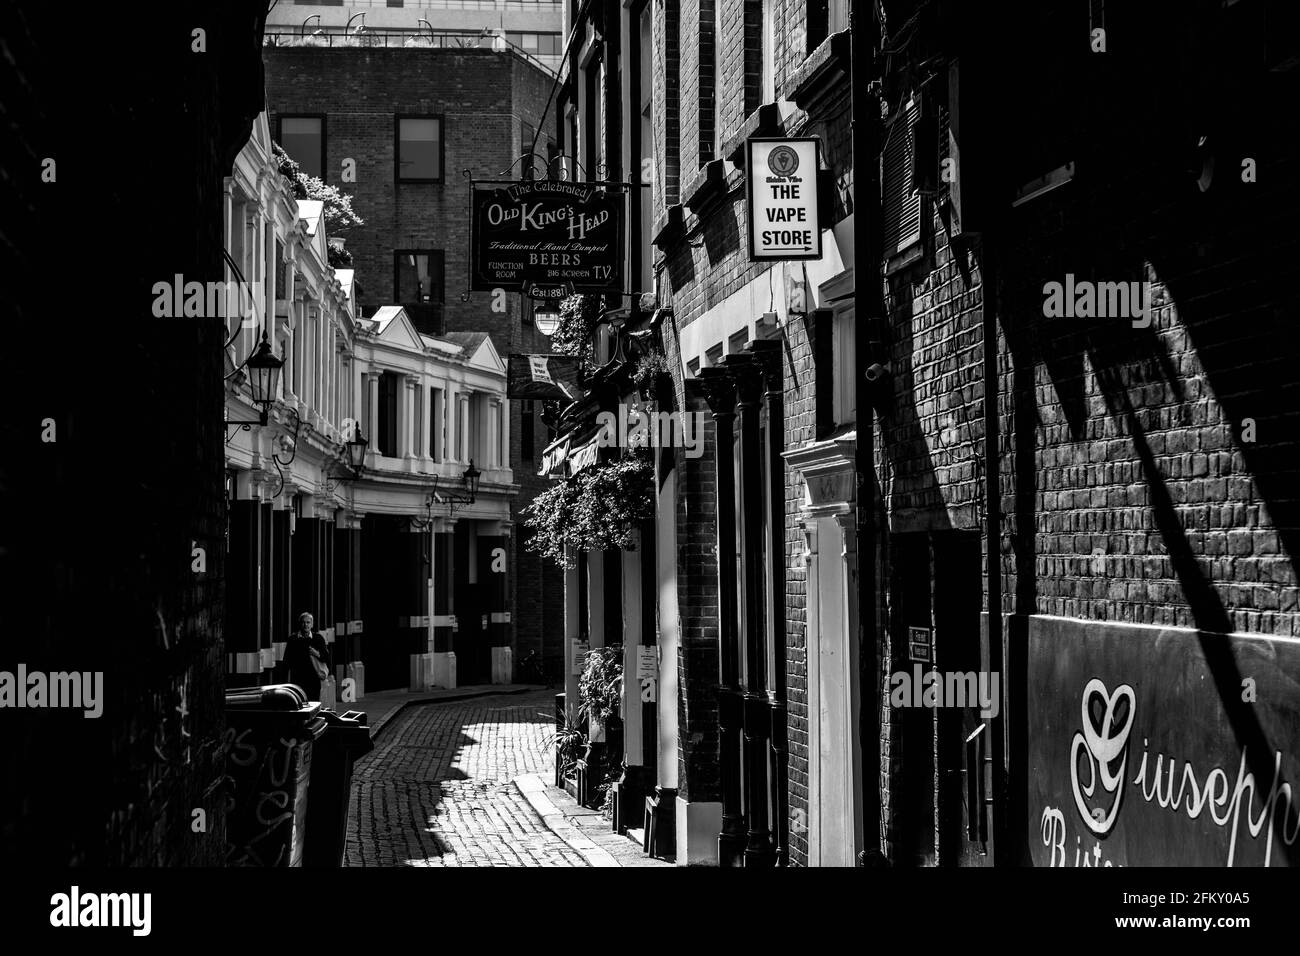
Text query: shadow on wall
995 70 1300 866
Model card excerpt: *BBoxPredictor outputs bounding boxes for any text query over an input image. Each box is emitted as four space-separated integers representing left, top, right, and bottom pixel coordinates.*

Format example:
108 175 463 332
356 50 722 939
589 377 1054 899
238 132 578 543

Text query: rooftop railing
277 0 559 8
264 29 560 76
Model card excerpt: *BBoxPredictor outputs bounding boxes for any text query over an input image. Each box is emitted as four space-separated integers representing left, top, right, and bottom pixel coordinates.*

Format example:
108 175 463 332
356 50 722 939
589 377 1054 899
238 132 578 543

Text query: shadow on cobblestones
344 691 589 867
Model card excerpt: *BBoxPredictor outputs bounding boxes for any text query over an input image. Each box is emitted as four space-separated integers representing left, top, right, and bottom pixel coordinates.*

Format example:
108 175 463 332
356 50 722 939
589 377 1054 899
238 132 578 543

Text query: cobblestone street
344 691 664 867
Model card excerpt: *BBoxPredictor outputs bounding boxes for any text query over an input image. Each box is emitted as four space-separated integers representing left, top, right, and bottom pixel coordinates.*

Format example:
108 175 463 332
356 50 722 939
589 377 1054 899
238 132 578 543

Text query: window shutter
882 99 922 257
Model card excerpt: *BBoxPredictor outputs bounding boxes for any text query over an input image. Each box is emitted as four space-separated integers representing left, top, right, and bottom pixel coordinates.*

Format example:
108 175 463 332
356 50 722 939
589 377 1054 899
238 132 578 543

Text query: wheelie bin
223 683 327 867
303 708 373 867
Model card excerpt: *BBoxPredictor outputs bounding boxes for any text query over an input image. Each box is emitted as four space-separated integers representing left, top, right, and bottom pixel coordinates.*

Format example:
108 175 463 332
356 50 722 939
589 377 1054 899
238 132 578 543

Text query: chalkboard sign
1029 617 1300 867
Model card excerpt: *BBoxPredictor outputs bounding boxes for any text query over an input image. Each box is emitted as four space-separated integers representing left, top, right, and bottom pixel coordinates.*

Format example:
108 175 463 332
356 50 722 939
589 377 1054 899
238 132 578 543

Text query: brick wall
651 0 681 212
0 0 268 865
869 0 1300 865
673 384 722 802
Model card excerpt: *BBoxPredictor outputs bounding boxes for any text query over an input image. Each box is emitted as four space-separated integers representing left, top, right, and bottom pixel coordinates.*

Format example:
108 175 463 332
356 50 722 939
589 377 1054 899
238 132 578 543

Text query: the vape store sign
470 181 626 294
1030 618 1300 867
746 138 821 260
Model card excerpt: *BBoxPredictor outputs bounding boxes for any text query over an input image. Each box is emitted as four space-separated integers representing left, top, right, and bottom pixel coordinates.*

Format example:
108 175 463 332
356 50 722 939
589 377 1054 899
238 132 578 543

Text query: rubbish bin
223 684 327 867
303 708 373 868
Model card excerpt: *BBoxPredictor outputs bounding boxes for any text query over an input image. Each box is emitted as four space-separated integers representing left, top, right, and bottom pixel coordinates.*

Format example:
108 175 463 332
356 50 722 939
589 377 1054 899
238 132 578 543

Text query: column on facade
402 515 430 691
368 372 380 452
700 366 746 865
271 491 293 678
446 386 458 463
333 511 363 696
228 470 268 688
732 357 776 867
497 397 509 469
350 358 361 441
325 325 334 433
431 516 458 688
616 530 650 831
563 544 582 730
407 376 419 459
264 218 276 332
752 338 789 866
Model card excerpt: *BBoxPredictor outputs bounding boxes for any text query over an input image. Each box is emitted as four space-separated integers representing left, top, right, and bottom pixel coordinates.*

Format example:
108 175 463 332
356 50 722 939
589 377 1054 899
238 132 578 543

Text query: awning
567 436 600 476
539 431 603 479
540 438 569 478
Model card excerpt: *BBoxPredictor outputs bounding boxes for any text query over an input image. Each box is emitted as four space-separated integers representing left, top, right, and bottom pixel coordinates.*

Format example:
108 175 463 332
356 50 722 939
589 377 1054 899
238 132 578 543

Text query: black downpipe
852 0 886 865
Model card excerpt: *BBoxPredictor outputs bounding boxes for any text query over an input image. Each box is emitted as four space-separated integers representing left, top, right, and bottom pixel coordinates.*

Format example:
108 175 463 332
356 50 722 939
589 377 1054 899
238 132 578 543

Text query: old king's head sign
470 180 626 295
1030 617 1300 866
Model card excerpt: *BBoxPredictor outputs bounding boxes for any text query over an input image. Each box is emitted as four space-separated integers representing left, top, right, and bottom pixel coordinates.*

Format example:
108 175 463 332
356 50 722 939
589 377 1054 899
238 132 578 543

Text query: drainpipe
851 0 886 866
980 238 1007 863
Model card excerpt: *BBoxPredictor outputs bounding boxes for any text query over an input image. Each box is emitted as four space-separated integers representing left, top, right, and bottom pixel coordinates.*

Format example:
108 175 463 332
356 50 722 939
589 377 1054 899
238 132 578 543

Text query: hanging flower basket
521 455 654 569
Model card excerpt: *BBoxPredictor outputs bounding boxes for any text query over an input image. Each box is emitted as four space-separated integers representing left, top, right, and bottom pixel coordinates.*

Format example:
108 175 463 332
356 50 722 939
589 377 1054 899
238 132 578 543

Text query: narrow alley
344 691 668 868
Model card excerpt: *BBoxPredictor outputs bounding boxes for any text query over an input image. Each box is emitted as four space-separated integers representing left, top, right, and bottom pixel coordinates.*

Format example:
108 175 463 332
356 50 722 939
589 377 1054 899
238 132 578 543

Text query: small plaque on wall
571 639 589 675
909 626 932 663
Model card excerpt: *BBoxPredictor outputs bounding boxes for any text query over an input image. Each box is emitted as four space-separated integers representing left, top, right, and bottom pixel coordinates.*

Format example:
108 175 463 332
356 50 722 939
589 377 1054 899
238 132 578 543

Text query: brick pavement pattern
344 691 589 867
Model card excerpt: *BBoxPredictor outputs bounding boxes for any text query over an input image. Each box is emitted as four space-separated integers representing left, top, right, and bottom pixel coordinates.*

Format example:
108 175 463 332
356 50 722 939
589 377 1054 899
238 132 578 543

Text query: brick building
263 40 566 683
540 0 858 867
866 0 1300 868
552 0 1300 869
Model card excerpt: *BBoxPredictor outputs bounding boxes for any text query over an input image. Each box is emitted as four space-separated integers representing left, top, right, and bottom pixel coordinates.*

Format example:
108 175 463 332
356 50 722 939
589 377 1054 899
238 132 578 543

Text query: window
396 116 443 182
807 0 849 53
377 373 399 457
813 306 856 439
274 239 286 299
882 98 923 262
394 250 444 334
278 115 325 179
506 32 563 56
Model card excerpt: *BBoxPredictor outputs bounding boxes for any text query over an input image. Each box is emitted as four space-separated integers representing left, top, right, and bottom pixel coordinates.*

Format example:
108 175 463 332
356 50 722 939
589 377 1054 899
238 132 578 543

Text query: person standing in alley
284 611 330 702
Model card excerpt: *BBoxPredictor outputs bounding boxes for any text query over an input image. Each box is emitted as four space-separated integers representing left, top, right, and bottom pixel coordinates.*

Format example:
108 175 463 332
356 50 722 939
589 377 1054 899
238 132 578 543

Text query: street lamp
322 424 369 496
244 333 283 419
345 425 369 473
429 459 481 507
534 308 563 337
225 331 284 440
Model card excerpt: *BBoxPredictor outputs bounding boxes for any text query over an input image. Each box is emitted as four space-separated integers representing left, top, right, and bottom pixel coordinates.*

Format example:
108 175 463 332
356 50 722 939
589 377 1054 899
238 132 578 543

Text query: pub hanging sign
470 180 627 293
746 138 822 261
